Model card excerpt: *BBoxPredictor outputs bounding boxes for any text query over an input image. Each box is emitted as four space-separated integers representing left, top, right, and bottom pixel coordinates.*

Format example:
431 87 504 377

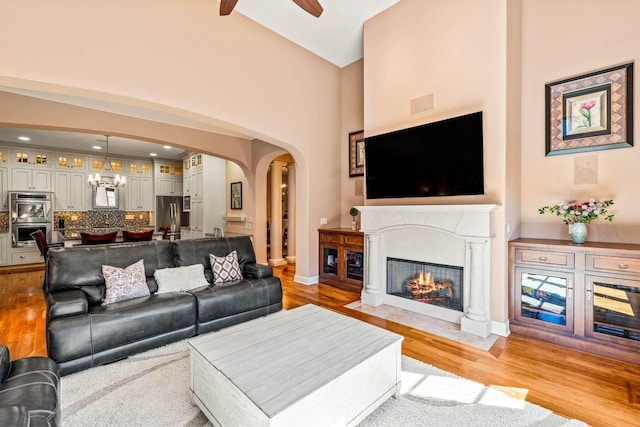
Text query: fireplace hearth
387 257 463 312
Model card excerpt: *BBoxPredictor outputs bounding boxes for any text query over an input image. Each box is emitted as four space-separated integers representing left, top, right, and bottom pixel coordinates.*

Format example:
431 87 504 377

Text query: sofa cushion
209 250 243 284
102 259 150 305
154 264 209 293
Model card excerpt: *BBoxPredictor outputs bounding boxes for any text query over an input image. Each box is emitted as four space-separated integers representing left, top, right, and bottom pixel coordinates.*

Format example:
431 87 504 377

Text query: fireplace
387 257 463 312
357 204 496 337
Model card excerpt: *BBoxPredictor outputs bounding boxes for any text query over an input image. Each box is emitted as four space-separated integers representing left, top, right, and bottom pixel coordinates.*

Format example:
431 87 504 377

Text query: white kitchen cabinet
11 148 51 167
0 233 9 265
55 153 86 170
156 177 183 196
128 160 152 176
11 168 51 192
184 153 225 237
11 246 42 265
0 167 7 211
54 171 86 210
155 161 183 196
190 199 203 237
126 176 153 210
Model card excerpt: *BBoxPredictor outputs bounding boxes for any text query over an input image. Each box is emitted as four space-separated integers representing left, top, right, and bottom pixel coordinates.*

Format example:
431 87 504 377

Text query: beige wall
0 0 343 281
520 0 640 243
363 0 510 326
340 60 365 227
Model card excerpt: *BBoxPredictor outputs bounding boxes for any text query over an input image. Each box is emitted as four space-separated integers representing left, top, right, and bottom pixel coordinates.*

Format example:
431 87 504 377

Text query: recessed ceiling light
92 146 102 150
163 145 172 150
150 153 158 157
18 136 30 141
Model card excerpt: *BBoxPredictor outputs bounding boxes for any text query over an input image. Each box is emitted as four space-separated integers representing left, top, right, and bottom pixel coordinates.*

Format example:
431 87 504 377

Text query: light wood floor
1 263 639 426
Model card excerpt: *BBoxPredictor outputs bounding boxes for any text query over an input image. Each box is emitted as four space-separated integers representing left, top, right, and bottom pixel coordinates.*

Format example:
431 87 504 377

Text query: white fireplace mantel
356 204 497 337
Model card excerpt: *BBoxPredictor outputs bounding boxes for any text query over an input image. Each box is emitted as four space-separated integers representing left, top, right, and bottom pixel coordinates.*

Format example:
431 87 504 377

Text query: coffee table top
189 304 403 417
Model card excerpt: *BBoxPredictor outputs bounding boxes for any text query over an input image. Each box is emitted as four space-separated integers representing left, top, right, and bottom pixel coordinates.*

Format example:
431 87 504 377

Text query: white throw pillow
102 259 150 305
154 263 209 293
209 250 243 284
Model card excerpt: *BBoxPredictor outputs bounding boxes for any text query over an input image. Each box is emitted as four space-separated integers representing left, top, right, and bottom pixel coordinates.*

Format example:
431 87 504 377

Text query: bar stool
80 231 118 245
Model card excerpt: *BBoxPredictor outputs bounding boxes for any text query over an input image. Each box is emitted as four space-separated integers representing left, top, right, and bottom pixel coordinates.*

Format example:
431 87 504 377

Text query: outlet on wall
320 217 328 225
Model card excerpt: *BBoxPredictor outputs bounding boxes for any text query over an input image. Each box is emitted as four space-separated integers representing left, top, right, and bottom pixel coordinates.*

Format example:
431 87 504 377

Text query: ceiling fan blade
293 0 323 17
220 0 239 16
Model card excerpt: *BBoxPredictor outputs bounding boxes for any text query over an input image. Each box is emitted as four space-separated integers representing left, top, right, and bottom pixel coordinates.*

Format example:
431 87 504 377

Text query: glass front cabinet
318 228 364 292
509 239 640 364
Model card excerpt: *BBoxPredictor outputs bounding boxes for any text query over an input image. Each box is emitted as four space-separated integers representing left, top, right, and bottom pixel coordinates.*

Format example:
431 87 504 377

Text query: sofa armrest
244 263 273 279
0 406 29 427
46 290 89 320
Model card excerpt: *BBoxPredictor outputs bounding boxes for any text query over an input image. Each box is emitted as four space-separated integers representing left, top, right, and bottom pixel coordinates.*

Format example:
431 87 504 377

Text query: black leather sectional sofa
44 236 282 376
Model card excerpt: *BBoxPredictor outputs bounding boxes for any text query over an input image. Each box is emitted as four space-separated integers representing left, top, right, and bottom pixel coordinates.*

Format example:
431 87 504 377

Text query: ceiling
230 0 401 67
0 1 401 160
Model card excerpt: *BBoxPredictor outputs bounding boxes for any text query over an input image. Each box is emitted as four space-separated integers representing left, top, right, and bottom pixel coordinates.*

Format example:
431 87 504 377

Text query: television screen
365 111 484 199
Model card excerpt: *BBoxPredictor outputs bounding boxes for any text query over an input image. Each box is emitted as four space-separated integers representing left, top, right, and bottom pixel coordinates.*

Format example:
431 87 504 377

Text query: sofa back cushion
172 236 256 283
46 240 174 304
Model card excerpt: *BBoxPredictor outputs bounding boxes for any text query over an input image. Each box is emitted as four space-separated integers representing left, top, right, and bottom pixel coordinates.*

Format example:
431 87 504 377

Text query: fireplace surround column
361 233 384 306
460 240 491 337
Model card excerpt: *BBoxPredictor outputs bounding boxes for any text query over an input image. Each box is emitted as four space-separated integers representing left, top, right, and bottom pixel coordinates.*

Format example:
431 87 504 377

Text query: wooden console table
509 238 640 364
318 228 364 292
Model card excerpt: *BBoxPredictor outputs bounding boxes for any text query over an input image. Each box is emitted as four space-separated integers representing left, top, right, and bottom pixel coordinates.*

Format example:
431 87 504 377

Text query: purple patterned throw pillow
102 259 150 305
209 250 243 284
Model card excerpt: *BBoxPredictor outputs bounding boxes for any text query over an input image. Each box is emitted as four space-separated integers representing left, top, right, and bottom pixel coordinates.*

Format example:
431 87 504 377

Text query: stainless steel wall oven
9 191 53 247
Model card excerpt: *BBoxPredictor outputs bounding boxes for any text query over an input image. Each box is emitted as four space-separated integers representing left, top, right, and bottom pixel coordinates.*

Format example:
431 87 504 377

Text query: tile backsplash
0 212 8 233
54 211 151 230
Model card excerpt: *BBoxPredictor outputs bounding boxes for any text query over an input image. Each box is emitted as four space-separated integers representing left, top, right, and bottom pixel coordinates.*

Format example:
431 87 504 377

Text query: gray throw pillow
154 264 209 293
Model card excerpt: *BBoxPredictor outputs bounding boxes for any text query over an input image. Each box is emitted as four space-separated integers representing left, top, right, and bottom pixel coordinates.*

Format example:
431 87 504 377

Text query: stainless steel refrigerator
155 196 189 239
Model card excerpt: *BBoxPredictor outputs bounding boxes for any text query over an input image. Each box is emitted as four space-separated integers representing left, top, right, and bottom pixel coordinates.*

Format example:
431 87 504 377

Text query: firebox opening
387 257 463 312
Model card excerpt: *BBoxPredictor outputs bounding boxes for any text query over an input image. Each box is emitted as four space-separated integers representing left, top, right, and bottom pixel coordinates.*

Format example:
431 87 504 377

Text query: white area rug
345 301 500 351
61 339 586 426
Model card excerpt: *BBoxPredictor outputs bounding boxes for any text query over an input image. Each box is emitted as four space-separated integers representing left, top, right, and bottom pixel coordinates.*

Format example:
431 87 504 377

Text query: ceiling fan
220 0 323 18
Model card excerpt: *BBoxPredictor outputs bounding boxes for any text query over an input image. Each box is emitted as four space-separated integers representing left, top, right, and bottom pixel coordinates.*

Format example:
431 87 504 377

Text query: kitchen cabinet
0 146 8 165
0 167 7 210
125 176 152 210
155 161 183 196
127 160 151 176
318 228 364 292
509 238 640 364
11 246 42 265
11 148 51 167
54 171 86 210
89 157 124 175
182 153 225 237
11 168 51 192
55 153 85 170
0 233 8 265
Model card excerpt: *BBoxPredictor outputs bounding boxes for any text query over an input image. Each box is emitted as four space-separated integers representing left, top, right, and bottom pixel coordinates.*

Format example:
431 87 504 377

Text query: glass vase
570 222 587 244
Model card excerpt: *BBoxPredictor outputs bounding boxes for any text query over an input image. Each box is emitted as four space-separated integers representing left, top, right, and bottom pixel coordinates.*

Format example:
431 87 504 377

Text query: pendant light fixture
88 135 126 187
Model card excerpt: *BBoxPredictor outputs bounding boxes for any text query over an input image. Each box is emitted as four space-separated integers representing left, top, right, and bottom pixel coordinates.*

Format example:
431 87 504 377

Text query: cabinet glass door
322 247 339 276
345 250 363 281
586 275 640 344
515 267 573 333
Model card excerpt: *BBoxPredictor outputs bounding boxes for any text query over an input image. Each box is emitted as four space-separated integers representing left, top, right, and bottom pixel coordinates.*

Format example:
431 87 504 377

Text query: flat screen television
365 111 484 199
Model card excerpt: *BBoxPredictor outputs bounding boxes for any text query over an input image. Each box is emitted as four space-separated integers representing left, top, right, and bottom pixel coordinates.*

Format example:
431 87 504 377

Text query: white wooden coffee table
189 304 403 427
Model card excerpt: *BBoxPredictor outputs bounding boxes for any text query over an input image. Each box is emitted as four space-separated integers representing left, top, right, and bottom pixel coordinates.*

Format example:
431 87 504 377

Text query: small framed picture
230 182 242 210
545 62 633 156
349 130 365 177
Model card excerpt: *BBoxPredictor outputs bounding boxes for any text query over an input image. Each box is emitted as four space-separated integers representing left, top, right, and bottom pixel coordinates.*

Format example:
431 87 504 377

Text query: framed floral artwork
545 62 633 156
349 130 365 177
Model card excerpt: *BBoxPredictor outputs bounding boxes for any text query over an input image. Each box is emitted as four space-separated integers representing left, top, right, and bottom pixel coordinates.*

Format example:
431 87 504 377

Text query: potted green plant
349 207 359 231
58 214 69 229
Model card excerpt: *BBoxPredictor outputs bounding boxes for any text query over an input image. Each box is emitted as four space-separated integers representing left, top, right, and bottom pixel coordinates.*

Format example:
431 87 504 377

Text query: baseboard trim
294 274 318 285
491 320 510 337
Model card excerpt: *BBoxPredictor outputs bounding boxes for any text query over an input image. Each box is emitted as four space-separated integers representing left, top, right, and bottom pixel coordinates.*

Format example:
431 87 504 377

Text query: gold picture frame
545 62 633 156
349 130 365 177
